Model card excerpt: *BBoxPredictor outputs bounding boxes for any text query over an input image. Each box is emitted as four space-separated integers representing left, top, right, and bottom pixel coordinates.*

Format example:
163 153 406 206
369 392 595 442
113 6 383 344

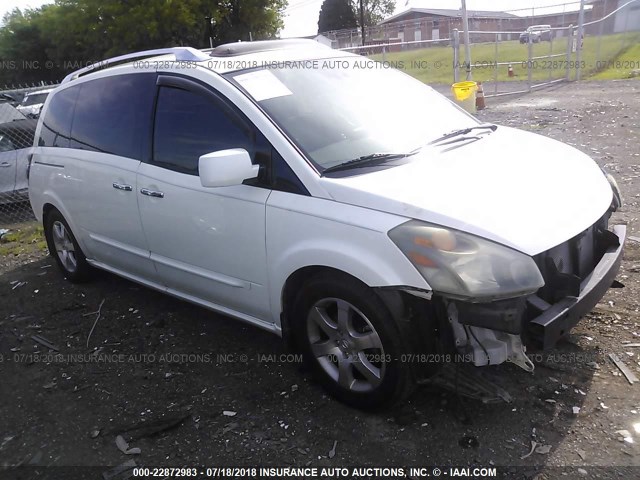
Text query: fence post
548 34 553 83
453 29 460 83
493 33 499 96
382 45 386 63
527 36 533 91
565 25 574 81
596 0 608 70
576 0 586 81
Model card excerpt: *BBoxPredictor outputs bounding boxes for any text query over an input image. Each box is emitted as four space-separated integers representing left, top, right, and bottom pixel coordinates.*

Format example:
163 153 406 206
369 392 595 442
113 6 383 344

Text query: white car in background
16 88 54 118
28 41 625 409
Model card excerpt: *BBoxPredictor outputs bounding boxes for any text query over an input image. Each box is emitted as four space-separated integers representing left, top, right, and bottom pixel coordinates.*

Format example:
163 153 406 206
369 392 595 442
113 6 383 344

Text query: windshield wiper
428 123 497 145
322 152 415 174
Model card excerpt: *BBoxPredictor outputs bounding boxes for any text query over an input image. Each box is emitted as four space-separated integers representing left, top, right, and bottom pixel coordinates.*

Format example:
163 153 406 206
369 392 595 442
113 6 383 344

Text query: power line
284 0 322 13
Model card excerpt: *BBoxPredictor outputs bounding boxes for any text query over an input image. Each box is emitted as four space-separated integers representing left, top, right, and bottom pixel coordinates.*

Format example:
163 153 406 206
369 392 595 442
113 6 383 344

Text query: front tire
44 209 92 282
292 272 413 409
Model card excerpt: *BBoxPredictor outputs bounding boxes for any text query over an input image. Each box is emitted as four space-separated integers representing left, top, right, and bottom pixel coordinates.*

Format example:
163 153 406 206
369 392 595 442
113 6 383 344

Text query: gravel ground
0 80 639 480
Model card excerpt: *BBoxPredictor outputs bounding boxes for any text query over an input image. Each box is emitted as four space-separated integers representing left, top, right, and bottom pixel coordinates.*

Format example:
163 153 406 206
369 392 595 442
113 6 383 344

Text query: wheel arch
279 265 411 352
41 198 90 254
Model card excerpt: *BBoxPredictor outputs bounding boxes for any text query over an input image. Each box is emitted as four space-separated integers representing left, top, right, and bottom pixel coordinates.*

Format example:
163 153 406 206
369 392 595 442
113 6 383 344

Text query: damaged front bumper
527 224 626 349
443 223 626 370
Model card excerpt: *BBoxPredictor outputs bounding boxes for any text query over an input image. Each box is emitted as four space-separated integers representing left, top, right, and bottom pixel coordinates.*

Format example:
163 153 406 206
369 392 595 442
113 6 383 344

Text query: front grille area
533 213 610 304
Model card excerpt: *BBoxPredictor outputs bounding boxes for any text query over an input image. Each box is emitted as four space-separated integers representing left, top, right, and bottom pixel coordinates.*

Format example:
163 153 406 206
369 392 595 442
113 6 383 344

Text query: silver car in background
0 119 37 203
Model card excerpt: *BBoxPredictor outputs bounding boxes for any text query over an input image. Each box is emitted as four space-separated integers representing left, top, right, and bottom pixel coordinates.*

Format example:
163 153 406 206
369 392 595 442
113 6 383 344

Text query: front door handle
140 188 164 198
112 182 132 191
0 162 11 168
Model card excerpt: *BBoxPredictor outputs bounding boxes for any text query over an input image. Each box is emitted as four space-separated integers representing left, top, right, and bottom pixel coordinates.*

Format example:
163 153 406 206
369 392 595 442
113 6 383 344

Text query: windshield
228 58 477 170
21 92 49 107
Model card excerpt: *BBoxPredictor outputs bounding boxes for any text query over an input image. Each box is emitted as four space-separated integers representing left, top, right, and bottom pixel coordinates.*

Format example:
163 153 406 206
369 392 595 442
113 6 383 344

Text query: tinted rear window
70 73 155 160
39 86 78 148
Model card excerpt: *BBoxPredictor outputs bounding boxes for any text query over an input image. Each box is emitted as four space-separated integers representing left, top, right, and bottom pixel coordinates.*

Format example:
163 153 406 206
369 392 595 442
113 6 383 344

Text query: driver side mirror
199 148 259 188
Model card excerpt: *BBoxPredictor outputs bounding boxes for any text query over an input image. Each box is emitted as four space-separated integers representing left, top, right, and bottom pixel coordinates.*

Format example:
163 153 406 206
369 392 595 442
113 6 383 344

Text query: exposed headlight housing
389 221 544 302
601 167 622 211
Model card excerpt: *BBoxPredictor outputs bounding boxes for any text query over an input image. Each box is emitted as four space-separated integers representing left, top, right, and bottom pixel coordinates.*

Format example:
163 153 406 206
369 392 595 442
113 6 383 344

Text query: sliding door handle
140 188 164 198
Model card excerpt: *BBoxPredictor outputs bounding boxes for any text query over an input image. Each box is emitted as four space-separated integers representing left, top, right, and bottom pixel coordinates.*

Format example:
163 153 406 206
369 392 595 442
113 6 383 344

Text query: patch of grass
0 222 47 256
590 41 640 80
370 32 640 84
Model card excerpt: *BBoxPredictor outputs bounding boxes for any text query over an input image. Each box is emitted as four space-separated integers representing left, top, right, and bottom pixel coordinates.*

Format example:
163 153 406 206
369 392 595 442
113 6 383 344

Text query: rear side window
39 86 79 148
70 73 155 160
153 86 253 175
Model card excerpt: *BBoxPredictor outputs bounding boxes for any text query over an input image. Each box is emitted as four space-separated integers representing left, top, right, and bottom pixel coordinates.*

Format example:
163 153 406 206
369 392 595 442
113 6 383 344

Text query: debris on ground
328 440 337 459
31 335 58 352
609 353 639 384
112 413 191 441
115 435 141 455
85 298 106 348
222 411 237 417
458 436 480 449
615 430 633 443
535 444 552 455
521 441 537 459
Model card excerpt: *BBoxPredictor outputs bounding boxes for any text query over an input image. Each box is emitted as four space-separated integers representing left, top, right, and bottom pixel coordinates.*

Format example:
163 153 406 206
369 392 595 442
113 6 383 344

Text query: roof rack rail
61 47 209 84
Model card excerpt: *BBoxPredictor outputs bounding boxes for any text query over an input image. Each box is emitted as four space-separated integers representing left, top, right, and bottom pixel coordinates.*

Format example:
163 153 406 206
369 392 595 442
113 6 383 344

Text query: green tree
318 0 357 34
0 0 288 86
213 0 287 43
0 8 55 85
354 0 394 26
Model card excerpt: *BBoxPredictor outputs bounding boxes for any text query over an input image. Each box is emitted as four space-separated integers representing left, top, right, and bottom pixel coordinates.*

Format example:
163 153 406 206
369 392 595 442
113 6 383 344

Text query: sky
281 0 590 37
0 0 589 36
0 0 53 21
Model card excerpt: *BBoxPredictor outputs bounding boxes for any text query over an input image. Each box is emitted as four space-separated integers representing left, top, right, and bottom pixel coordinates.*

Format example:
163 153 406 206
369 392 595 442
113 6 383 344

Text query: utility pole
205 16 214 48
576 0 586 80
461 0 472 80
360 0 366 46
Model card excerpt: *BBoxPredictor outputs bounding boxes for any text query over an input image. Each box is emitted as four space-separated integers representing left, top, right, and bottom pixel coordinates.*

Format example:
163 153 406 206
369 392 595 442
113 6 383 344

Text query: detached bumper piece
527 224 626 350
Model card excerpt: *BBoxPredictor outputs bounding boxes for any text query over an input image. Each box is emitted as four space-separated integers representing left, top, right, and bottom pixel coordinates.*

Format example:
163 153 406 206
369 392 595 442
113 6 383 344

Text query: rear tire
44 209 92 282
292 272 414 409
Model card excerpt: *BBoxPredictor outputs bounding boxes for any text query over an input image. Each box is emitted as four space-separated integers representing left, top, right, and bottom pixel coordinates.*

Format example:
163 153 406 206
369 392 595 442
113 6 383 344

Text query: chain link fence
0 84 56 230
329 0 640 95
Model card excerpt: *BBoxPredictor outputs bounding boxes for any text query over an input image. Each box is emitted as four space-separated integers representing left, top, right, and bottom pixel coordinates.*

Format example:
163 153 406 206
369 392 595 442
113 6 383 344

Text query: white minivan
29 41 625 408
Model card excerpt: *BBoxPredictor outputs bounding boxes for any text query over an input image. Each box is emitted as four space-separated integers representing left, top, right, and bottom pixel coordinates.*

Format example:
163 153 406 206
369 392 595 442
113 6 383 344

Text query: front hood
320 127 612 256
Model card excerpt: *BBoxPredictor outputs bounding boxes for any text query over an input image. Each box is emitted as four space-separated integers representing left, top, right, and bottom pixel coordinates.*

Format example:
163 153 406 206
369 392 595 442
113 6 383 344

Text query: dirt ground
1 80 639 480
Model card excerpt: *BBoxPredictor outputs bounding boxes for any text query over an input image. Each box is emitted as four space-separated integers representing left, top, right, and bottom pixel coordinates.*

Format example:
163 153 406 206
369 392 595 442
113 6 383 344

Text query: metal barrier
0 88 48 227
453 25 575 98
333 0 639 98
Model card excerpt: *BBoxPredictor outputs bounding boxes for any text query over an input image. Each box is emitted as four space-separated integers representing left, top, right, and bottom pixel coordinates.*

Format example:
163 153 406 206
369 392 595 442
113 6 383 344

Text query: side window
39 86 79 148
153 86 254 175
0 135 14 152
70 73 155 160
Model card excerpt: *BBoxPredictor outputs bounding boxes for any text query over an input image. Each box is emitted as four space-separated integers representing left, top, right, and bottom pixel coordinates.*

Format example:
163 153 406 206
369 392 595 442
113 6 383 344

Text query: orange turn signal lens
413 229 456 252
408 251 437 267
